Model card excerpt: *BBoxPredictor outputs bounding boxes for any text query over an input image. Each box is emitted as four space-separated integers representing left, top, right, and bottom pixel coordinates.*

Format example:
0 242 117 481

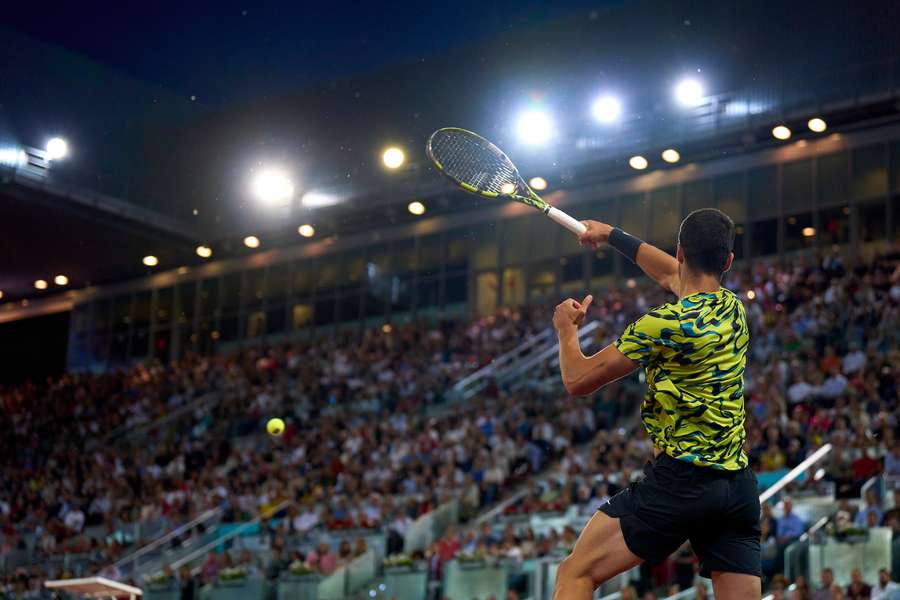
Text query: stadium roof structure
2 0 900 303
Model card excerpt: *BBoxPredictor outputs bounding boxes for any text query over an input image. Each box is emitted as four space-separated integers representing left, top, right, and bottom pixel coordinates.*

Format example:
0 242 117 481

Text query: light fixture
661 149 680 163
34 279 48 290
0 147 27 167
500 182 516 195
243 235 260 248
591 95 622 123
407 201 426 215
674 79 704 107
516 110 554 145
629 155 648 170
528 176 548 191
298 224 315 237
801 227 816 237
143 255 158 267
382 147 405 169
0 290 3 299
382 323 393 333
46 137 68 160
772 125 791 140
196 245 212 258
746 290 756 300
252 169 294 206
53 275 68 286
807 117 827 133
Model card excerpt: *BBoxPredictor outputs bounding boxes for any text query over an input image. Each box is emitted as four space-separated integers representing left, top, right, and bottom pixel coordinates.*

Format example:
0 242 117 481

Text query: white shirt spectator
820 373 848 398
292 508 320 533
870 580 899 600
64 507 85 533
842 349 866 374
788 380 816 404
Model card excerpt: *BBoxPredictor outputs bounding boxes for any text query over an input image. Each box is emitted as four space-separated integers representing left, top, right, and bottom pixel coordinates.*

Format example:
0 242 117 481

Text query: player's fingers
580 295 594 313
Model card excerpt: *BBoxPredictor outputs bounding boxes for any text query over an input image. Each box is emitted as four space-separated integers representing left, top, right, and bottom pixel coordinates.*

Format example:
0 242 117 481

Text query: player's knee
557 552 601 588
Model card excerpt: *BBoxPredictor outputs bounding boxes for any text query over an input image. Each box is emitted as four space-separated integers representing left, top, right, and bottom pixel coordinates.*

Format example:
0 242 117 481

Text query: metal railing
497 321 601 390
759 443 833 504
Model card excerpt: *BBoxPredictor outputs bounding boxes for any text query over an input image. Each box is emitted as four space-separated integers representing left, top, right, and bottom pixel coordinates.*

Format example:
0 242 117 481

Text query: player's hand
553 295 593 334
578 220 613 250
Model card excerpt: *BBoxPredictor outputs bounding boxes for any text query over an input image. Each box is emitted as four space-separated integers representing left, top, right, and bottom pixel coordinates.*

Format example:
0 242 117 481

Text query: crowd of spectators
1 246 898 598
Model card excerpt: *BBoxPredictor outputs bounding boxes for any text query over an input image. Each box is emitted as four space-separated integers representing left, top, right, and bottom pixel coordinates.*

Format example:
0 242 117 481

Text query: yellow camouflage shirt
614 288 749 470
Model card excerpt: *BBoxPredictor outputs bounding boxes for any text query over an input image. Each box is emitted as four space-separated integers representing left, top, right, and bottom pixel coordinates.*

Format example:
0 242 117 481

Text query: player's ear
722 252 734 273
675 244 685 264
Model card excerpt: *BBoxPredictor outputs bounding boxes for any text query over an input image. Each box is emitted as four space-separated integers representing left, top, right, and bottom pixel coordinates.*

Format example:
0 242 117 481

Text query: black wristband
608 227 643 263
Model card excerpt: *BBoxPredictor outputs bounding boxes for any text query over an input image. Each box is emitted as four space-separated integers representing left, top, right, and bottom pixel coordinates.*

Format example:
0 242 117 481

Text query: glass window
338 254 365 293
561 254 584 283
748 166 778 218
502 218 530 264
246 311 266 338
751 218 778 257
292 260 314 296
198 278 219 318
446 229 472 272
266 306 286 334
620 193 647 238
177 282 196 324
852 145 887 199
244 268 266 308
416 277 440 309
528 261 556 303
649 187 678 249
390 276 412 313
501 267 525 306
267 263 290 305
782 160 812 214
684 179 714 215
419 234 443 277
818 206 851 246
817 152 849 207
313 296 335 325
528 214 558 260
784 213 814 253
445 273 468 305
220 315 239 341
394 240 416 276
591 249 614 280
292 304 313 329
156 287 174 324
476 272 499 316
93 299 111 333
892 142 900 194
133 291 152 327
337 292 360 323
222 273 241 311
317 255 340 290
859 200 886 243
716 174 745 222
71 303 91 333
112 294 132 329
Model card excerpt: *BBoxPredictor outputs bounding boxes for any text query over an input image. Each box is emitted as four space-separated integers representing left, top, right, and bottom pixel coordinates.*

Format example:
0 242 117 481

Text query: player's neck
677 270 722 299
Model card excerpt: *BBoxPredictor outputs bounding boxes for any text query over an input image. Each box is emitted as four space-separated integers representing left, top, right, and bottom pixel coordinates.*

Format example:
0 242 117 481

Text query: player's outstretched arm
553 297 639 396
578 220 680 294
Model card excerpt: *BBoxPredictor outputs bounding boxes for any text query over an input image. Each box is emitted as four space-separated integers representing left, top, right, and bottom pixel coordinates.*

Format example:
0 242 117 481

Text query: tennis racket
426 127 587 236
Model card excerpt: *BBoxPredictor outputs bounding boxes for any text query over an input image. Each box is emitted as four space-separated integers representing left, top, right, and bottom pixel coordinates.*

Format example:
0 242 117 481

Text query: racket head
427 128 546 210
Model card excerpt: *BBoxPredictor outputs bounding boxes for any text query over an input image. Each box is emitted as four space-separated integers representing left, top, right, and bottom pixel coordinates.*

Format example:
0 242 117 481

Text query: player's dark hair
677 208 735 276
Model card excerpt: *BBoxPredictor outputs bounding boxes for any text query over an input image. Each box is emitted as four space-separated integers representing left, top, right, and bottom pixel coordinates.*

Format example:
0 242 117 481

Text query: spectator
846 568 871 600
855 490 884 529
776 498 807 546
871 568 899 600
812 568 836 600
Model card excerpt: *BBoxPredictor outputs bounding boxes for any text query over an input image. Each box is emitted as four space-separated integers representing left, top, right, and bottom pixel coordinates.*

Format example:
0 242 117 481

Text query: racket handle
546 206 587 236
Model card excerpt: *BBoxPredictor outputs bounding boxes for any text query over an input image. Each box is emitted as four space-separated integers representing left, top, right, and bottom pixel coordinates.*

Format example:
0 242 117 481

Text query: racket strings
431 131 516 195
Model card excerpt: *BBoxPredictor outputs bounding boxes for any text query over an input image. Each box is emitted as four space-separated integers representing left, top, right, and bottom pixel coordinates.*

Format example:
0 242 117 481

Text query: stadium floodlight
407 201 426 215
591 95 622 124
46 137 68 160
772 125 791 140
196 245 212 258
0 147 27 167
34 279 48 290
143 255 158 267
252 169 294 206
243 235 260 249
629 155 648 170
382 147 405 169
298 224 315 237
500 182 516 195
53 275 68 286
0 290 3 300
661 149 681 163
528 176 548 190
516 110 554 145
301 191 342 208
802 227 816 237
807 117 827 133
674 78 704 107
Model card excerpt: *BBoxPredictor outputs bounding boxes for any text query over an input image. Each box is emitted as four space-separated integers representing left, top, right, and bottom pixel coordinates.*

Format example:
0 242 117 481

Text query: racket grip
546 206 587 236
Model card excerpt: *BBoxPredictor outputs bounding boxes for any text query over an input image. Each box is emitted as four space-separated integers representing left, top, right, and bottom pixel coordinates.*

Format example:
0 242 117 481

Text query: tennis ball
266 418 285 436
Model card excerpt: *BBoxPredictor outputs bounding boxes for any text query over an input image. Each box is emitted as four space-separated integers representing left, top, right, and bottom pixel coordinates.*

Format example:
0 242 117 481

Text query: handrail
498 321 600 388
759 443 832 504
105 392 218 444
452 327 556 400
168 500 292 572
111 507 223 571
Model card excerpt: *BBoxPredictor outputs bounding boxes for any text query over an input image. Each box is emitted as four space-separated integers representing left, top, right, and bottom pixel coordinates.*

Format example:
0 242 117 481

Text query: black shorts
599 453 761 578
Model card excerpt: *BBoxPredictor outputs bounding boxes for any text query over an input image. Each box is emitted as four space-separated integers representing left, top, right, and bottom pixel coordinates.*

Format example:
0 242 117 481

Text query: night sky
3 0 608 105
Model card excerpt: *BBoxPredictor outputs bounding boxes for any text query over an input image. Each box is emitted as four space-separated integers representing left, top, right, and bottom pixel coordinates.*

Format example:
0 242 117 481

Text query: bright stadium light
382 147 405 169
591 95 622 124
500 182 516 195
301 191 342 208
516 110 554 145
629 155 648 170
46 137 68 160
802 227 816 237
53 275 68 286
243 235 260 248
252 169 294 206
674 78 704 107
807 117 827 133
196 245 212 258
661 149 681 163
0 290 3 300
298 224 316 237
407 201 426 215
34 279 48 290
143 255 158 267
772 125 792 140
529 176 548 190
0 147 27 167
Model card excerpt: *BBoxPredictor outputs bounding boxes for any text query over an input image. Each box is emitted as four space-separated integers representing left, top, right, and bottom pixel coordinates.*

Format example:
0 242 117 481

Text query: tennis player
552 208 760 600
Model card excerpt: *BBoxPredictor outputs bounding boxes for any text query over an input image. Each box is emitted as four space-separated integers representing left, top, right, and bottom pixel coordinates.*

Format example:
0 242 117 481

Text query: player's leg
552 511 642 600
710 571 761 600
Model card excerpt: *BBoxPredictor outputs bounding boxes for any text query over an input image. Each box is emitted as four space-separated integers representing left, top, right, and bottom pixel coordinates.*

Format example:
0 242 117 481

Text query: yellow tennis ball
266 418 285 436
